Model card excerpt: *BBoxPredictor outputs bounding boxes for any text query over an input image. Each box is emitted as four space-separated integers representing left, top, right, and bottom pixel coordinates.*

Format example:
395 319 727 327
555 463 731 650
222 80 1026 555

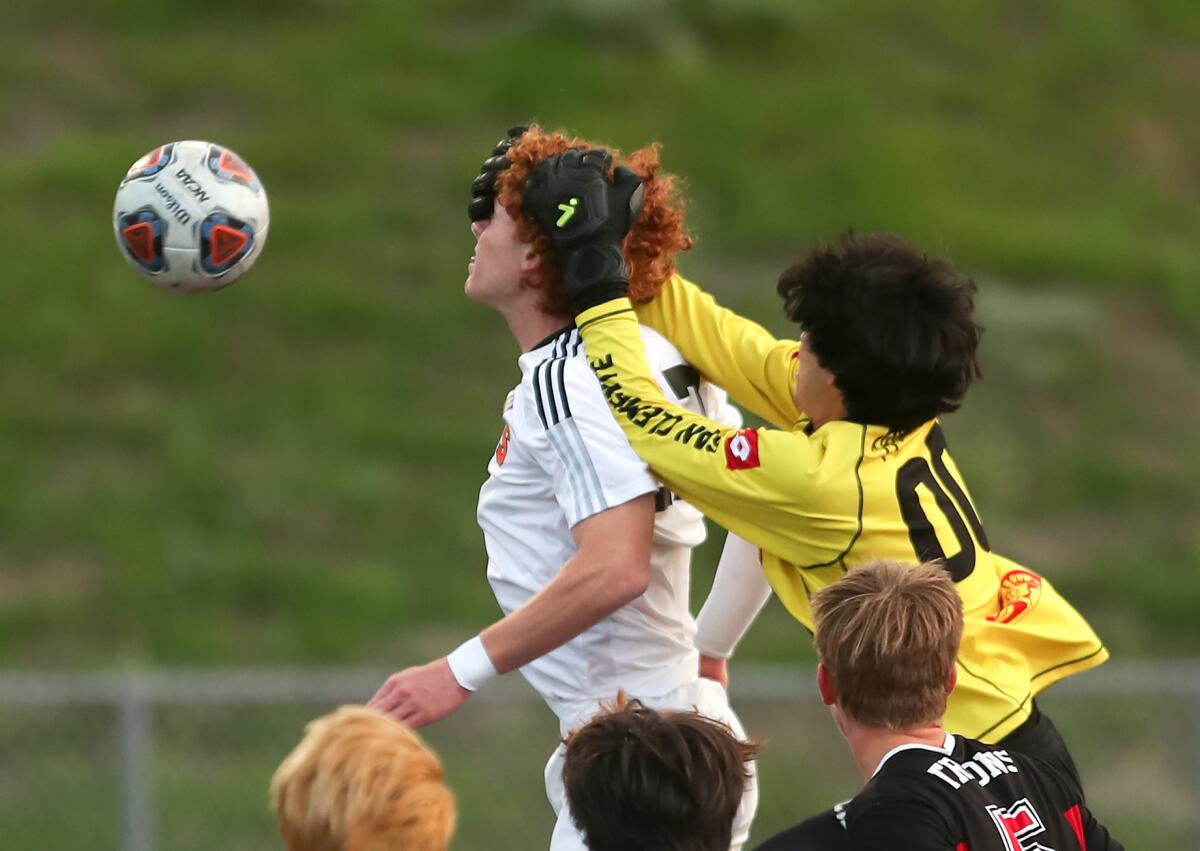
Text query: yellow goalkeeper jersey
576 276 1108 743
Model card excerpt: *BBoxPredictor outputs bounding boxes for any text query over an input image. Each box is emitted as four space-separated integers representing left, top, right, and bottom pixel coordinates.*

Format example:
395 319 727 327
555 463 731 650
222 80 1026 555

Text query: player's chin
463 270 495 306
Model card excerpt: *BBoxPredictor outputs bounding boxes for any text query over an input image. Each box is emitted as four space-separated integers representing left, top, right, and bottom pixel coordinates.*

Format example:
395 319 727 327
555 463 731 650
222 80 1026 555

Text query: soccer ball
113 140 270 292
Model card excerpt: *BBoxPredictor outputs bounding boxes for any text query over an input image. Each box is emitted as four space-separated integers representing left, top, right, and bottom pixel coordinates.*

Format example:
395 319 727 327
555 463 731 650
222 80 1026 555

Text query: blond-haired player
271 705 455 851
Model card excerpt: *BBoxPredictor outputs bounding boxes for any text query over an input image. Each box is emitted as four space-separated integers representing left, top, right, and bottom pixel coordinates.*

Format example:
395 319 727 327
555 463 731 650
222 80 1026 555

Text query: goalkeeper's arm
696 531 773 661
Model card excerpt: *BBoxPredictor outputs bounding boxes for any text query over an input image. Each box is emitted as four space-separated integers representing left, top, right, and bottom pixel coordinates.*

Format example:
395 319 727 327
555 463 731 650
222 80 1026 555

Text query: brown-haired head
270 705 456 851
812 561 963 730
495 125 694 317
562 694 758 851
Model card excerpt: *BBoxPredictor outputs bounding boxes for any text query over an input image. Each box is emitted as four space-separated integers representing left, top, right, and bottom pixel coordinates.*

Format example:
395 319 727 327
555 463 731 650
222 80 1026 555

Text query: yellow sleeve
577 298 854 567
634 275 804 430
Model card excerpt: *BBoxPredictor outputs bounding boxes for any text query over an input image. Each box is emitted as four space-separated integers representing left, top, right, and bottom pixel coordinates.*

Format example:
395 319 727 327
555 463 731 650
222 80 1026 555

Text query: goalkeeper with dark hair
521 147 1109 848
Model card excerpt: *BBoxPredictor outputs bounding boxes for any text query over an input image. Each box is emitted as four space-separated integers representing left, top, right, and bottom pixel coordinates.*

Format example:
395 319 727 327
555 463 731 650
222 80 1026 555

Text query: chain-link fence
2 662 1196 850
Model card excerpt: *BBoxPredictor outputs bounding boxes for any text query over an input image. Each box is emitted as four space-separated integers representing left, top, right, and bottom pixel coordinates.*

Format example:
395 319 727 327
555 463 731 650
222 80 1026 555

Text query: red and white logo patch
725 429 761 470
986 798 1051 851
987 569 1044 624
495 424 511 466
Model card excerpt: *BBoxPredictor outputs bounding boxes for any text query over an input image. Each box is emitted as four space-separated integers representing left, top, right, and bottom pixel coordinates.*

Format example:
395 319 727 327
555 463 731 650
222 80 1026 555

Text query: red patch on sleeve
495 424 511 466
725 429 761 470
1063 804 1086 849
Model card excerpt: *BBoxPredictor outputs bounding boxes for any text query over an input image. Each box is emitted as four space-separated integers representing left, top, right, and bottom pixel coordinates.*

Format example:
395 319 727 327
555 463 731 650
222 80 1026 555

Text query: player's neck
500 302 574 352
844 715 948 782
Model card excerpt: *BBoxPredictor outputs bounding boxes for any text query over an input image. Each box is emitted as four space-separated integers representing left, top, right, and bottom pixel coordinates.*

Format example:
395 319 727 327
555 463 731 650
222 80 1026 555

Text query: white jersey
476 324 740 720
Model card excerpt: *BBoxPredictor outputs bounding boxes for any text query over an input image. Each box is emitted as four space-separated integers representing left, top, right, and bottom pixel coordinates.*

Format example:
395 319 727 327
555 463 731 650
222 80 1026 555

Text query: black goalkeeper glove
468 124 529 223
522 147 645 311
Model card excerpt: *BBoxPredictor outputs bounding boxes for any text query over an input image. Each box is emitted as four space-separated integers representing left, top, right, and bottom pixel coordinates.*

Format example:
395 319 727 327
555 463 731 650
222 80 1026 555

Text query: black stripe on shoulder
532 361 550 429
555 356 572 420
543 358 560 425
533 333 586 428
539 356 569 427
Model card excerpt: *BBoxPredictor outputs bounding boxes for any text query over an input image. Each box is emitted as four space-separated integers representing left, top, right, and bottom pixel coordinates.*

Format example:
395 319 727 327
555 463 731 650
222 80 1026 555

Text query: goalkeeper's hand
468 124 529 223
522 147 644 311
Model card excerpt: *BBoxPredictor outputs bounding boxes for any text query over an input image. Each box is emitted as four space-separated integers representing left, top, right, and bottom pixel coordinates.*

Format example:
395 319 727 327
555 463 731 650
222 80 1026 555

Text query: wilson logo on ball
114 140 269 292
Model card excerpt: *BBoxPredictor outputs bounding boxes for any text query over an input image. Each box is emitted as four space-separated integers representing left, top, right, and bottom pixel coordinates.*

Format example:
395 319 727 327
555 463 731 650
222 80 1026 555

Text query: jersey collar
528 324 574 353
870 731 955 778
518 325 579 374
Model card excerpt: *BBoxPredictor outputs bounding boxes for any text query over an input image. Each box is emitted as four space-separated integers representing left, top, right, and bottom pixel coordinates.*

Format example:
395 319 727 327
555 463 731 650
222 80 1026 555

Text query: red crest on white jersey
495 424 511 466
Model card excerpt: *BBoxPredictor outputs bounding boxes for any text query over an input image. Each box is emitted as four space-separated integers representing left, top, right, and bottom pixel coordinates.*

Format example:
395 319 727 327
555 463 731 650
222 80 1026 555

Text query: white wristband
446 636 499 692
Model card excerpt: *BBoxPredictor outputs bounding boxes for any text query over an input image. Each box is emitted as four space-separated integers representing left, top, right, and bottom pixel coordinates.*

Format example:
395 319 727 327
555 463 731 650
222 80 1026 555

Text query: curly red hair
495 126 694 317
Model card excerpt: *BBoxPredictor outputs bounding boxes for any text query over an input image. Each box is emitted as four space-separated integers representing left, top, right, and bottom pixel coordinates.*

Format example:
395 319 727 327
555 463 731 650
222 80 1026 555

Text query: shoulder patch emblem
986 568 1043 624
725 428 761 470
495 424 511 466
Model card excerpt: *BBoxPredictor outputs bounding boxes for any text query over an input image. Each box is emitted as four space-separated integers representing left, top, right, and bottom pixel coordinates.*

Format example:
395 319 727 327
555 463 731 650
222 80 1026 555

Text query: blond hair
812 561 963 730
270 705 455 851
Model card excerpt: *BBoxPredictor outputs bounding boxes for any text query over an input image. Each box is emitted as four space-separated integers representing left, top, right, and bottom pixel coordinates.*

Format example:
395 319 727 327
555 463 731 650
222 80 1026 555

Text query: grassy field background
0 0 1197 846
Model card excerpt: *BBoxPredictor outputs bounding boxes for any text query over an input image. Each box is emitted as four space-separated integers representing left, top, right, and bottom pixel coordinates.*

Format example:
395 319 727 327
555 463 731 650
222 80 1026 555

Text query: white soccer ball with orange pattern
113 140 269 292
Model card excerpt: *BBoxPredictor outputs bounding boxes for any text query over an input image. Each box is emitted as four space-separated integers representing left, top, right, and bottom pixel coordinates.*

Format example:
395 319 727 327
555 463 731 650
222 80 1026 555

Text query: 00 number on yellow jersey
896 424 991 582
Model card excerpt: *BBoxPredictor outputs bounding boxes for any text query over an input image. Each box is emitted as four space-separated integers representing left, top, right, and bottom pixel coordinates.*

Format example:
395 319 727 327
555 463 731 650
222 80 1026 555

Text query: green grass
0 705 123 849
0 0 1195 668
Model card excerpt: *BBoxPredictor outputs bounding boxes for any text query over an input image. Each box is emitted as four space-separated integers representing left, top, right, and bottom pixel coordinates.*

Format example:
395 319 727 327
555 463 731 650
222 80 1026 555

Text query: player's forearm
635 276 802 429
478 547 649 675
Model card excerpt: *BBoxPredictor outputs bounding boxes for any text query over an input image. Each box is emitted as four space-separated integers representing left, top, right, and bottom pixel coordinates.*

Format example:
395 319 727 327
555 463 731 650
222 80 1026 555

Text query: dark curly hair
495 126 694 318
778 232 982 442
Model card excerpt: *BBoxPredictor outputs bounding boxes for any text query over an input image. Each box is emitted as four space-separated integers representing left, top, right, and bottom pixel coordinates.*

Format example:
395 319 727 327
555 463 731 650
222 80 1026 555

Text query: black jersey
845 734 1122 850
